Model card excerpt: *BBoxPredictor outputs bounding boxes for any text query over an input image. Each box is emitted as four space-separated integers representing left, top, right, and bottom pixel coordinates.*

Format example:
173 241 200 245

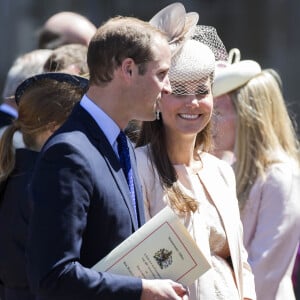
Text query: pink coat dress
135 146 256 300
241 151 300 300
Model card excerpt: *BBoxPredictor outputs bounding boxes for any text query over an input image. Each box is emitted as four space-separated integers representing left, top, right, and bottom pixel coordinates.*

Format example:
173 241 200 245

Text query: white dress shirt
80 94 120 155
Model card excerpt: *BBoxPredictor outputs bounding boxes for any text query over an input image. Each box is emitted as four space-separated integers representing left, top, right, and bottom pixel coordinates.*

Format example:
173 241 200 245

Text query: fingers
141 279 189 300
172 283 189 298
183 285 190 297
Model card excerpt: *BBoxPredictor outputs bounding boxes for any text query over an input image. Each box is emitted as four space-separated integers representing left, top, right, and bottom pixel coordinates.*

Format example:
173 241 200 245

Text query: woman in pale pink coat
212 51 300 300
134 4 256 299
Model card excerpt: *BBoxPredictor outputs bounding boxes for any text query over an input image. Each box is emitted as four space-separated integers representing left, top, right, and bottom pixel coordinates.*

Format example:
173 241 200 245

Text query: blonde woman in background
212 50 300 300
0 72 88 300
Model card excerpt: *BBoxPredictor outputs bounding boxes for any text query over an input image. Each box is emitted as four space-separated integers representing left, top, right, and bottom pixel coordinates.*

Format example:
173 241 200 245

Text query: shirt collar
80 94 120 149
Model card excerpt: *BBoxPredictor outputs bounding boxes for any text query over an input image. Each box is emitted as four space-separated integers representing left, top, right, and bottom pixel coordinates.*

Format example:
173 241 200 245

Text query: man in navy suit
27 16 189 300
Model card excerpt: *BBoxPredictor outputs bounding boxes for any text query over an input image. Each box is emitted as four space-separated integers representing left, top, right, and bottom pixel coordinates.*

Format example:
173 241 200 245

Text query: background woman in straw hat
212 50 300 300
135 3 256 299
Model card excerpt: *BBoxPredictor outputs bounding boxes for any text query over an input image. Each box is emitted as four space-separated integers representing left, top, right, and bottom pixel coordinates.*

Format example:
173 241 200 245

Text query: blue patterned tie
117 131 138 225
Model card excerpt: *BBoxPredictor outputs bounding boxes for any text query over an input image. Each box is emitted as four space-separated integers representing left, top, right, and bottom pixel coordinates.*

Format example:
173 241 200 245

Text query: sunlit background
1 0 299 132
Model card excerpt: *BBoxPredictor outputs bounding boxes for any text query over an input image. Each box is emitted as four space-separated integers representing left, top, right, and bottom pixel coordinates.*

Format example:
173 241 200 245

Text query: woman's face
212 93 237 152
159 80 213 138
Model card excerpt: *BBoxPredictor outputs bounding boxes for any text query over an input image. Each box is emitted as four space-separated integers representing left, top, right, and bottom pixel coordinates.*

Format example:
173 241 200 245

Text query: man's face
131 36 172 121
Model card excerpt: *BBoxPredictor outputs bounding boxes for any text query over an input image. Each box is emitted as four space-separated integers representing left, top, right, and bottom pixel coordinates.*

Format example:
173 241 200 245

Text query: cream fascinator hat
169 39 216 95
212 48 262 97
149 2 199 56
150 2 228 95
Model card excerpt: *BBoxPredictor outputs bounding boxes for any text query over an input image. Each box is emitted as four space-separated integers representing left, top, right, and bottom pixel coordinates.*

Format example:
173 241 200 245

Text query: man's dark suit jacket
27 103 145 300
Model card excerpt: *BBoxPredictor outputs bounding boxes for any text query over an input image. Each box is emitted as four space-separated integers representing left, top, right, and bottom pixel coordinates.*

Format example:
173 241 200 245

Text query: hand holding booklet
93 206 211 286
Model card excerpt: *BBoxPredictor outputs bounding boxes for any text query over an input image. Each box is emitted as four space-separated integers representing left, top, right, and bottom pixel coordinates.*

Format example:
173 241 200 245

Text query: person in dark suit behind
0 72 88 300
27 16 189 300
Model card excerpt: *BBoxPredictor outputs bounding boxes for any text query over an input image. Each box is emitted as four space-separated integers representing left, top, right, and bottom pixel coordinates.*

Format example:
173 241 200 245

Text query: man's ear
121 58 134 79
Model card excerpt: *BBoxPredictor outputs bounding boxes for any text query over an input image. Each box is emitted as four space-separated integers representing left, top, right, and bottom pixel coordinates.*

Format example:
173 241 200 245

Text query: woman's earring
156 110 160 120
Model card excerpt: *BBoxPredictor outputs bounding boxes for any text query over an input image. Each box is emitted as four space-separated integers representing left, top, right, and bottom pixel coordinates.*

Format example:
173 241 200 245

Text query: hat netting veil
150 2 228 95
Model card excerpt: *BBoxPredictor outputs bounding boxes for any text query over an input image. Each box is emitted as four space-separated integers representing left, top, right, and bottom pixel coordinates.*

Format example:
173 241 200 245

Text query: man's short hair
87 16 166 85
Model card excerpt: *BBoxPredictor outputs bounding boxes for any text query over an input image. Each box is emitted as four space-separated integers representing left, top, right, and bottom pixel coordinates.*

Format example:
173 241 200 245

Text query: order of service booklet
92 206 211 286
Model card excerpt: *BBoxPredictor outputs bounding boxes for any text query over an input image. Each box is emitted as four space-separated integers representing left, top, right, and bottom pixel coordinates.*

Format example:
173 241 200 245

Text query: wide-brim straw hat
213 48 261 97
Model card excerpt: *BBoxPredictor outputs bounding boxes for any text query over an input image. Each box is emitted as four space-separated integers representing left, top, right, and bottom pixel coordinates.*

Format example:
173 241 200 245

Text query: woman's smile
178 113 201 120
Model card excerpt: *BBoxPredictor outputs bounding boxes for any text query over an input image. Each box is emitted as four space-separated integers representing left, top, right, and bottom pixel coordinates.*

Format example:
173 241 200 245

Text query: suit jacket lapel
72 105 140 230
